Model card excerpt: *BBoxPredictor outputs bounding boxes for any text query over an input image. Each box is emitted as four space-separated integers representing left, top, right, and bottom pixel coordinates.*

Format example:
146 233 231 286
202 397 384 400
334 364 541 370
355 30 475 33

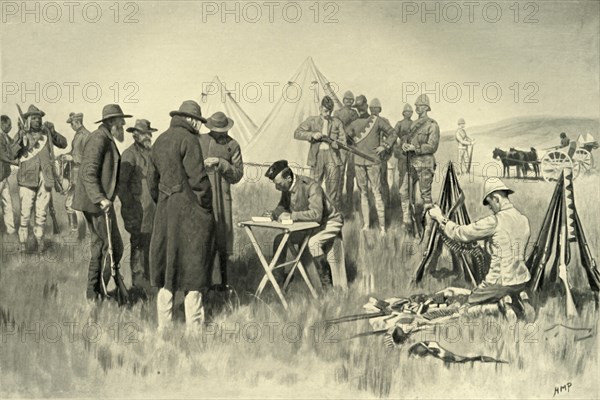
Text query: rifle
406 152 423 238
320 137 378 163
103 209 129 306
48 193 60 234
466 142 475 173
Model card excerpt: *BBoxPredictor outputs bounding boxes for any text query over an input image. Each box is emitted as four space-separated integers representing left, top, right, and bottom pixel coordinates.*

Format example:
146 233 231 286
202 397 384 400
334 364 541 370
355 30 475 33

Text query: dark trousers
83 209 123 295
130 231 151 290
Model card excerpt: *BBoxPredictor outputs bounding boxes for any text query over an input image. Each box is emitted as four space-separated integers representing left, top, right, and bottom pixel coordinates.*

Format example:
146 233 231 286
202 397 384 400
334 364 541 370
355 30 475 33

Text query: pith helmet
415 94 431 111
482 178 514 205
458 118 465 125
403 104 413 112
370 98 382 108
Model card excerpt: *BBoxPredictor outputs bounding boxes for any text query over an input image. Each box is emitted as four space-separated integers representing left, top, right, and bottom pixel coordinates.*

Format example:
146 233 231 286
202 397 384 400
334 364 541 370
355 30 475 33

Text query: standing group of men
294 92 441 237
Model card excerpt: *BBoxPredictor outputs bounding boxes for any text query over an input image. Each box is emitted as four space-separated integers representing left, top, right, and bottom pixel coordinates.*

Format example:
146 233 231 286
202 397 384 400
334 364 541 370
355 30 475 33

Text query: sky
1 0 598 150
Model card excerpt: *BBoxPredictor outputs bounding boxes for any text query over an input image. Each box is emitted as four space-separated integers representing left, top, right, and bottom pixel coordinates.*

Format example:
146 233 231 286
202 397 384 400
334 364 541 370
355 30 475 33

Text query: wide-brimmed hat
23 105 45 119
482 178 514 205
127 119 158 134
66 112 83 123
95 104 132 124
205 112 234 132
169 100 207 123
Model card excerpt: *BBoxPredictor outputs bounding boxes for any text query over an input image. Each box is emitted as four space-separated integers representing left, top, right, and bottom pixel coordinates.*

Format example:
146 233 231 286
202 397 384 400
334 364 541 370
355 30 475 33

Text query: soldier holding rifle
14 105 67 252
0 115 20 237
294 96 345 209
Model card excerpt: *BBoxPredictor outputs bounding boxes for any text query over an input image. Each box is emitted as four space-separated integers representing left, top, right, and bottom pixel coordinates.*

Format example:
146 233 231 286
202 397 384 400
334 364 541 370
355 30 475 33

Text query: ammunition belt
439 231 489 284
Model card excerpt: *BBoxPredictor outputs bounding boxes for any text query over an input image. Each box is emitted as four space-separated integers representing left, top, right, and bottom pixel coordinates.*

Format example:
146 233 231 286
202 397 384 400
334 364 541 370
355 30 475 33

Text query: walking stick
102 208 128 306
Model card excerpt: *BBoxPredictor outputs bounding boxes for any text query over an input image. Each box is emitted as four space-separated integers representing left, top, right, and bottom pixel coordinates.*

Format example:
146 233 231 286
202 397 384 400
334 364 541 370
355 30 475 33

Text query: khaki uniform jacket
272 174 342 225
443 203 531 286
455 128 471 149
0 131 19 182
347 115 397 166
294 116 345 167
393 118 413 159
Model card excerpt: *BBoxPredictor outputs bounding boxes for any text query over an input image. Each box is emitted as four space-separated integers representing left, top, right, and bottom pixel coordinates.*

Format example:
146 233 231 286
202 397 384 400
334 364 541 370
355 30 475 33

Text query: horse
510 147 540 178
492 148 525 178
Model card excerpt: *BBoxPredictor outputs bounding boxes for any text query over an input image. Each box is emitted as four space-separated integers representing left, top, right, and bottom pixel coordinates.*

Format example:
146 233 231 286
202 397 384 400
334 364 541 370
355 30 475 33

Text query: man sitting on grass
264 160 348 291
428 178 531 319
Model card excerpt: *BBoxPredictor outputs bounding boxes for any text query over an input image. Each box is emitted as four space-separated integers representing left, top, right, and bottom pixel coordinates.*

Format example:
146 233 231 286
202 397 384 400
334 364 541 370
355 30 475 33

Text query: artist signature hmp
553 382 572 397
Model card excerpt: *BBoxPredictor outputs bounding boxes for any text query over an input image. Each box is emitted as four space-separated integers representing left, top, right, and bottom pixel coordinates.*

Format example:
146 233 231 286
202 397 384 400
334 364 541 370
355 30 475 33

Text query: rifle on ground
320 137 378 163
103 209 129 306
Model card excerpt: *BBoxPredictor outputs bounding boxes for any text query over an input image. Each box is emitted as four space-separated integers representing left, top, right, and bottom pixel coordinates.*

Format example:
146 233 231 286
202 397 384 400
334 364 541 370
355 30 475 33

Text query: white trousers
19 180 51 242
156 288 204 331
0 178 15 234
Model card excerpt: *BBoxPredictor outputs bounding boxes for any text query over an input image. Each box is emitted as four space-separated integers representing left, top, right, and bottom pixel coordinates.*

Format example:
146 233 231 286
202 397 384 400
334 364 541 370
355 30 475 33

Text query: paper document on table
252 216 273 222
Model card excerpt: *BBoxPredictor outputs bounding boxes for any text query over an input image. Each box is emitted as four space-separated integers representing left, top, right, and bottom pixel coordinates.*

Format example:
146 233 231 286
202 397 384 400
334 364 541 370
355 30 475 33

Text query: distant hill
440 116 599 149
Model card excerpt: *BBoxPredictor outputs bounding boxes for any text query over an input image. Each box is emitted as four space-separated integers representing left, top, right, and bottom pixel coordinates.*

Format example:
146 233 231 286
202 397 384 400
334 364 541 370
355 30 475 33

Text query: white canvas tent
200 76 258 147
244 57 343 168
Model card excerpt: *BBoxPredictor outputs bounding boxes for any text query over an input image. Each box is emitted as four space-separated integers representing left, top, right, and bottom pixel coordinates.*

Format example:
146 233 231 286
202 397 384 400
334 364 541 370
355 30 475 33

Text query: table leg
244 226 290 309
287 237 320 299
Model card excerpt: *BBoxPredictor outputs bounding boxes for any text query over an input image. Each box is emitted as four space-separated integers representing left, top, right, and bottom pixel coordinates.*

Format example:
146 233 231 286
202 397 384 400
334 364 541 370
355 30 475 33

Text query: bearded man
73 104 132 301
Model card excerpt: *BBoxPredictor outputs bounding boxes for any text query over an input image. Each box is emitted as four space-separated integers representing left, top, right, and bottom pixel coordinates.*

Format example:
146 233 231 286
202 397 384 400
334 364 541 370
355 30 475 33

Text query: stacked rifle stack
526 169 600 315
415 162 488 286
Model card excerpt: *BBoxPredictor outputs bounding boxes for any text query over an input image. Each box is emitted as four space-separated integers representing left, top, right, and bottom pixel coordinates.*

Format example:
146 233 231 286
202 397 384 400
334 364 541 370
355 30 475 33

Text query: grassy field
2 143 600 398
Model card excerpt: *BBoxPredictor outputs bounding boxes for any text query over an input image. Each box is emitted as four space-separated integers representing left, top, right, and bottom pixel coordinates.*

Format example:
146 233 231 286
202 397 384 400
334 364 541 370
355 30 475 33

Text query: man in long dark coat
118 119 157 298
199 111 243 288
147 100 214 331
73 104 132 300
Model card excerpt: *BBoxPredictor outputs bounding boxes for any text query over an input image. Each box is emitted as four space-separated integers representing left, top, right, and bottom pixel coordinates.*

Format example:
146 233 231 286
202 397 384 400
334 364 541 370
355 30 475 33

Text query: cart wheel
541 151 579 182
573 148 593 173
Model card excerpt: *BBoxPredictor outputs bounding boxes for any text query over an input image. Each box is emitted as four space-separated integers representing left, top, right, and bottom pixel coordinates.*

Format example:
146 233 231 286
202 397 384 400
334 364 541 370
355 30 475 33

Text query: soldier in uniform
369 98 393 207
294 96 345 209
117 119 157 299
333 91 359 210
346 95 397 236
63 112 91 233
399 94 440 234
14 105 67 252
199 111 244 288
0 115 20 237
73 104 132 300
393 104 414 193
455 118 474 175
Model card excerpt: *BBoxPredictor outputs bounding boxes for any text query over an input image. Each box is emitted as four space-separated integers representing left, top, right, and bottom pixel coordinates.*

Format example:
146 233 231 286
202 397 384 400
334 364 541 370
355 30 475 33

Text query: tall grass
1 158 599 398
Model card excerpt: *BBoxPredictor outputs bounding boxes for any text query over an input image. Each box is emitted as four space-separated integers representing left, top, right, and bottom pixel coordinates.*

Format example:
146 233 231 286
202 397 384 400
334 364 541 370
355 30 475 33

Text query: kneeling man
265 160 347 290
428 178 531 318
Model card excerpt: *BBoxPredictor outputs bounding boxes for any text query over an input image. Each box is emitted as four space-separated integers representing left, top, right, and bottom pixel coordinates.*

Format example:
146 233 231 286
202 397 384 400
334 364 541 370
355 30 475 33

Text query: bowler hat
95 104 132 124
265 160 289 180
23 105 45 119
66 112 83 123
205 112 234 133
482 178 514 205
170 100 207 123
127 119 158 134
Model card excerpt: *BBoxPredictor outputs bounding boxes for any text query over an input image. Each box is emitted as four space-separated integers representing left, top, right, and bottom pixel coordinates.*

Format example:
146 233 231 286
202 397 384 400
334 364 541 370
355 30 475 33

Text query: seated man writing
428 178 531 319
264 160 347 290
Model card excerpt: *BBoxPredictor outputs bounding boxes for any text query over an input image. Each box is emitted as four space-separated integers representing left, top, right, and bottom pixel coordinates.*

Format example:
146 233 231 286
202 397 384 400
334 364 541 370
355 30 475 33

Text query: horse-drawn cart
540 133 598 182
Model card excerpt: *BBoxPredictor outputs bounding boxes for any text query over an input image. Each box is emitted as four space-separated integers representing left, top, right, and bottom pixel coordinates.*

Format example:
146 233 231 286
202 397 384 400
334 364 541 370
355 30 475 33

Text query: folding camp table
238 220 320 309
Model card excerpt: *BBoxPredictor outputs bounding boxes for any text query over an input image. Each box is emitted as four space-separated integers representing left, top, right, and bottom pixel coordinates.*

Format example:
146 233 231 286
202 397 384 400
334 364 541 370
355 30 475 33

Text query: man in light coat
428 178 531 318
